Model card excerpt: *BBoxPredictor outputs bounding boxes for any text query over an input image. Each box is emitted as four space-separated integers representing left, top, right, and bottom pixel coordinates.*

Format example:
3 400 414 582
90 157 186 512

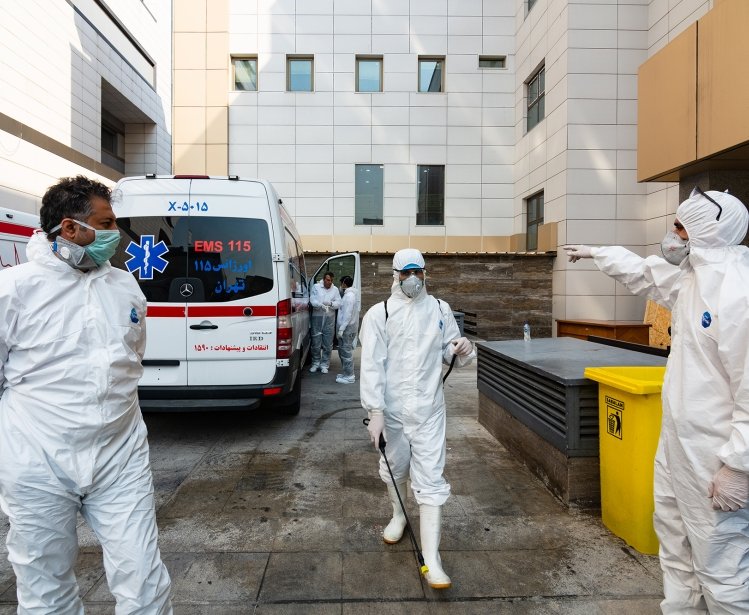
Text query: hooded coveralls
0 232 172 613
309 280 341 369
590 191 749 613
337 286 361 378
359 278 472 505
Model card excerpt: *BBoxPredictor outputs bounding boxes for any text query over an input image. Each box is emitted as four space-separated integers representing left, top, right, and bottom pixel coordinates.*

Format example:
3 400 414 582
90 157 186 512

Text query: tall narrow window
355 165 384 225
416 165 445 225
527 66 545 131
418 57 444 92
356 56 383 92
232 56 257 91
287 56 314 91
526 192 544 251
101 113 125 173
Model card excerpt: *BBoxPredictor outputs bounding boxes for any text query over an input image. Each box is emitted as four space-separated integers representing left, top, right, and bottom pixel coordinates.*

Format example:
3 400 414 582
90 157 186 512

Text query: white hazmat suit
359 248 475 589
309 278 341 372
0 231 172 613
336 284 361 382
566 190 749 613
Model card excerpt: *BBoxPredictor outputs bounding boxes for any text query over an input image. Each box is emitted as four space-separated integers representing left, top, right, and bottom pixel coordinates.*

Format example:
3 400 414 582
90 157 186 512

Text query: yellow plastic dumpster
583 366 666 555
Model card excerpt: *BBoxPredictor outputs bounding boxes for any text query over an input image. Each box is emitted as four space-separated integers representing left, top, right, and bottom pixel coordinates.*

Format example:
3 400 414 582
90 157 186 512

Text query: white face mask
661 230 690 266
400 273 424 298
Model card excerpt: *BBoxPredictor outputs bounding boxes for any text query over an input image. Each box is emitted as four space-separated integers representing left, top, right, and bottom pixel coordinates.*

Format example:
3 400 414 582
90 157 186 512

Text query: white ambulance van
0 207 39 268
111 175 360 415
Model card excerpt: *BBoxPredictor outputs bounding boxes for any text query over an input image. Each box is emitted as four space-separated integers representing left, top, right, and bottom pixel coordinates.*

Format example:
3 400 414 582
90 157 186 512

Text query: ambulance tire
278 370 302 416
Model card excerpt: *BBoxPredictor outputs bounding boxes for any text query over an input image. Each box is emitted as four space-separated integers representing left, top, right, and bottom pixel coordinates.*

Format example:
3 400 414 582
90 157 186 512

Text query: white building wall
515 0 650 324
227 0 517 250
0 0 171 214
514 0 722 329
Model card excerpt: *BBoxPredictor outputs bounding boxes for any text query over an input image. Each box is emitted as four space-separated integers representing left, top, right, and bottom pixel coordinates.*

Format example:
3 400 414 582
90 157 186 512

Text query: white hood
677 189 748 250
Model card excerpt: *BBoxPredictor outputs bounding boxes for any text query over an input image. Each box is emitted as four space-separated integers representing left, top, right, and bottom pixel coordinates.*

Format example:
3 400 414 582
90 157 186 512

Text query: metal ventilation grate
478 348 599 456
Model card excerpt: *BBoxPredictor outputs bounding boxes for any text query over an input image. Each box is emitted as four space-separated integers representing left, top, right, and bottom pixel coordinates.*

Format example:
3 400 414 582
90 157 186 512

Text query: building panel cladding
0 0 172 214
173 0 519 254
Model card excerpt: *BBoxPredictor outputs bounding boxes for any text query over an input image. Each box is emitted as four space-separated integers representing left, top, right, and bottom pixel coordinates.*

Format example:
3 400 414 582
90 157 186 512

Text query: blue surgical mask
51 219 121 266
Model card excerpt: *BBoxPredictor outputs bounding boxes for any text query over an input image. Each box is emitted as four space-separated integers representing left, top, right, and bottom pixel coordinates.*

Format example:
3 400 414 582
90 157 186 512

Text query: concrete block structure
0 0 172 213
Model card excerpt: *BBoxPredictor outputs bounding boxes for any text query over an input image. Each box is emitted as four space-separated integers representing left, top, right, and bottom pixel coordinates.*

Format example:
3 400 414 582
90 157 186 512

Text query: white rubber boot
382 481 408 544
420 504 452 589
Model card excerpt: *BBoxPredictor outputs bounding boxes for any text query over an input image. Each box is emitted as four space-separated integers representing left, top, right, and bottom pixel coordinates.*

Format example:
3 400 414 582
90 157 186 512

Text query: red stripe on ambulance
0 222 35 237
145 306 277 317
146 306 186 317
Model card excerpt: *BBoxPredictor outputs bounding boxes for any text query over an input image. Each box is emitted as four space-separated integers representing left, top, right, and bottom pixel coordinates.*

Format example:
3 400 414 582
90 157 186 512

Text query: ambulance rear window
112 216 274 302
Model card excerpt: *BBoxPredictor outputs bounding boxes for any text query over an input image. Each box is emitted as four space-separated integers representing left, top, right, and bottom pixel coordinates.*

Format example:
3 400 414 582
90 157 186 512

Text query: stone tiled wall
305 252 555 340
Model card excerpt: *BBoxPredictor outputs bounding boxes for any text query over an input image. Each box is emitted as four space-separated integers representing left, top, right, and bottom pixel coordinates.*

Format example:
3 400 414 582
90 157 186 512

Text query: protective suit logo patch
701 311 712 328
130 308 139 324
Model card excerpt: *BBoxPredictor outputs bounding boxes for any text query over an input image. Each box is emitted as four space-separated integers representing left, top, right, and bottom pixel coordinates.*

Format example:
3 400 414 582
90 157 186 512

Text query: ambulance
111 175 360 414
0 207 39 269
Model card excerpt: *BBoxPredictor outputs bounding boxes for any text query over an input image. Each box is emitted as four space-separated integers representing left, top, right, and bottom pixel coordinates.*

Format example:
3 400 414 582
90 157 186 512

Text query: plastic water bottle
523 322 531 342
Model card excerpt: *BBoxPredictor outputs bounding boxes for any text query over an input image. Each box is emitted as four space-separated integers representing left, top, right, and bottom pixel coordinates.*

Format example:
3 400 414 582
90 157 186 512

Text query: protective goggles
395 268 425 276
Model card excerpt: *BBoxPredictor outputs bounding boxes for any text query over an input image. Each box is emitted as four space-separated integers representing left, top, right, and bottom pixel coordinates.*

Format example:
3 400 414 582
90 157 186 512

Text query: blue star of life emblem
124 235 169 280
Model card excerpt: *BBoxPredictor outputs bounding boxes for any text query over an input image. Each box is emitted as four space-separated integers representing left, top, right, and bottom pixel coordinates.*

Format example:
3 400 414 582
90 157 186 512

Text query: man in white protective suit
309 271 341 374
565 187 749 613
0 176 172 612
335 275 361 384
359 248 476 589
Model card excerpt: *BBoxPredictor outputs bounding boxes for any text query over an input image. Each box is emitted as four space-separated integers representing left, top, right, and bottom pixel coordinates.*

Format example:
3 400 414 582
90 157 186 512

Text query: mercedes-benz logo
179 283 194 297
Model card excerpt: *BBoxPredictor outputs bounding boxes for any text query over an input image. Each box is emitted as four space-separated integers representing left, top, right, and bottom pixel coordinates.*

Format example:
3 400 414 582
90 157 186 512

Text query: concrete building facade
174 0 724 335
0 0 172 214
174 0 526 254
1 2 743 337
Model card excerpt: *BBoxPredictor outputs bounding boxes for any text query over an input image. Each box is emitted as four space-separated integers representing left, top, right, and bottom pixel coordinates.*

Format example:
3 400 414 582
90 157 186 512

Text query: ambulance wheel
278 371 302 416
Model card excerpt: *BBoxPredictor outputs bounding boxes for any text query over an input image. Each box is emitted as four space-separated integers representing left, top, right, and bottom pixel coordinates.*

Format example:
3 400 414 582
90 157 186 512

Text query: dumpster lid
584 366 666 395
477 338 667 386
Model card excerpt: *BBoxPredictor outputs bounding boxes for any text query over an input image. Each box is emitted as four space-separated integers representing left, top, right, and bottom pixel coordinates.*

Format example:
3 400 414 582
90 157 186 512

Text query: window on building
527 66 545 131
528 0 538 11
355 164 384 225
232 56 257 91
479 55 507 69
287 56 314 91
526 192 544 251
101 115 125 173
356 56 383 92
416 165 445 225
418 57 444 92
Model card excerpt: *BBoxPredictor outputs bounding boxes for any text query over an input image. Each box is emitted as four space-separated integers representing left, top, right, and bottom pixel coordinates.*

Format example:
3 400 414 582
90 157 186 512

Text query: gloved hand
450 337 473 357
563 245 595 263
323 300 332 307
338 329 345 338
708 465 749 512
367 414 385 450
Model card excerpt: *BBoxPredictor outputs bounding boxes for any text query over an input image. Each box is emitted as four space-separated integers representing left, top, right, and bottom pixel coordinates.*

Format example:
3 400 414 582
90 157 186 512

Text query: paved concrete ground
0 349 664 613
